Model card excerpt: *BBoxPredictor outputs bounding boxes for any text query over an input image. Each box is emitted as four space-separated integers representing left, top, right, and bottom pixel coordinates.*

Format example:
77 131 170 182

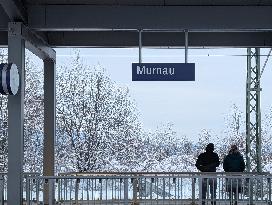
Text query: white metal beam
21 24 56 61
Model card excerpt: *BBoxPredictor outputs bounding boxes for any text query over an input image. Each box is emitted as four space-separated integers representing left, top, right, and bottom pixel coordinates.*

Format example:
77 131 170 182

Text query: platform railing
0 172 40 205
0 173 6 205
24 172 272 205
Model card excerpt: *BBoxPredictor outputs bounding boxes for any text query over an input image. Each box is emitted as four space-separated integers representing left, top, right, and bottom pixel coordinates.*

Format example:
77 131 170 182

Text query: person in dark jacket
196 143 220 205
223 145 245 205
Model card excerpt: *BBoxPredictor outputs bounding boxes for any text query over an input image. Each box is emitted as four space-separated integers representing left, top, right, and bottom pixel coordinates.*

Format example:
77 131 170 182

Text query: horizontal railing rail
59 171 271 176
24 172 272 205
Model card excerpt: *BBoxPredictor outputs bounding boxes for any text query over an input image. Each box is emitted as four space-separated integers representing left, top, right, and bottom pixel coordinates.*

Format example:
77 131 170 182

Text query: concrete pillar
43 59 56 205
7 22 25 205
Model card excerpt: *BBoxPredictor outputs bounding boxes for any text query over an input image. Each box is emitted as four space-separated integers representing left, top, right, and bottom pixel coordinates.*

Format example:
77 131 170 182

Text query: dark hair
206 143 214 152
229 144 239 154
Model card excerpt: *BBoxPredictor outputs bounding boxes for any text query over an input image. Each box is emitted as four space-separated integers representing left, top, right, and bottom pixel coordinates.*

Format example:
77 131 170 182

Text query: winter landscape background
0 48 272 174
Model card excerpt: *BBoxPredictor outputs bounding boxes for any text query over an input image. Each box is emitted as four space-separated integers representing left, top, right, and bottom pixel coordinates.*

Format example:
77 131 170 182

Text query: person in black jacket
196 143 220 205
223 145 245 205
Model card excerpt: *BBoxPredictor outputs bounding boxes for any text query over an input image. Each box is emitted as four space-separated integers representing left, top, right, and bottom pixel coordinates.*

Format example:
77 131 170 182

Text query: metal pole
139 29 142 64
255 48 262 173
43 58 56 205
7 22 25 205
185 30 188 63
246 48 251 172
246 48 262 172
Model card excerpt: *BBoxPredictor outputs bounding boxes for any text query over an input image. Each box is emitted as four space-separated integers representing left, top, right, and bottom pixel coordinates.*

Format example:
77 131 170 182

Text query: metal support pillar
43 59 56 205
7 22 25 205
246 48 262 172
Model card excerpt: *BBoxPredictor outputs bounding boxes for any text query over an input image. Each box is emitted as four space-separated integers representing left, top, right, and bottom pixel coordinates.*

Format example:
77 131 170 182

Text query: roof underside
1 0 272 47
23 0 272 6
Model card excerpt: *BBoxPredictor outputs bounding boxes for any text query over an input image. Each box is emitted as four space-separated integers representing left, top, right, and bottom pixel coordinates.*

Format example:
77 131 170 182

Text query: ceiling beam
2 30 272 48
21 0 272 6
46 31 272 48
0 5 9 29
28 5 272 31
0 0 27 22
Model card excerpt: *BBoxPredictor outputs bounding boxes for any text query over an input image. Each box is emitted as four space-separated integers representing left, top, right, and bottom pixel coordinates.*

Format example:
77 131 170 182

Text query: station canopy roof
23 0 272 6
1 0 272 47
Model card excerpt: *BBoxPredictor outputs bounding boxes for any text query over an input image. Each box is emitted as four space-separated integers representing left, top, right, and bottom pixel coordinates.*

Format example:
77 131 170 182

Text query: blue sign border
132 63 195 81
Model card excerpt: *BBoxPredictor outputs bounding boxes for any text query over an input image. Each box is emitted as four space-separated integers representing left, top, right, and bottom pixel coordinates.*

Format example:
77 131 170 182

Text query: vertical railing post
199 176 203 205
267 177 271 204
248 178 253 205
0 175 4 205
36 178 39 205
162 178 166 200
26 177 30 205
48 179 54 205
192 177 196 204
57 179 60 203
132 177 138 205
75 179 79 205
124 178 128 205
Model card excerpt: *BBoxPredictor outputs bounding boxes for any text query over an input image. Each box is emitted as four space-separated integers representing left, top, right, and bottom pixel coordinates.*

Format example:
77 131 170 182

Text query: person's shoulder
198 152 205 158
223 154 230 160
213 152 219 157
239 154 244 159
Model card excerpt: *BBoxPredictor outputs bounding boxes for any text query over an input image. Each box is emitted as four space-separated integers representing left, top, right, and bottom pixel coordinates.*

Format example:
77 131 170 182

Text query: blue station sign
132 63 195 81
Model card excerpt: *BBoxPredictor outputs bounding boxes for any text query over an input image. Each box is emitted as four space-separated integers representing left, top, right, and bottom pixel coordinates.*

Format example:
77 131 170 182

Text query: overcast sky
56 48 272 141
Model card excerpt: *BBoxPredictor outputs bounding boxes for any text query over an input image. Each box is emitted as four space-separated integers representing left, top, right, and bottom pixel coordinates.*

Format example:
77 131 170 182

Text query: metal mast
246 48 262 172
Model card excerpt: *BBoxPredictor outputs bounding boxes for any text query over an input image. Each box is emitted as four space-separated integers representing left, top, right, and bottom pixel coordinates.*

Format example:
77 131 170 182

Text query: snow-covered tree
56 51 141 172
0 49 44 173
0 49 8 172
23 53 44 173
260 108 272 172
136 123 196 172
